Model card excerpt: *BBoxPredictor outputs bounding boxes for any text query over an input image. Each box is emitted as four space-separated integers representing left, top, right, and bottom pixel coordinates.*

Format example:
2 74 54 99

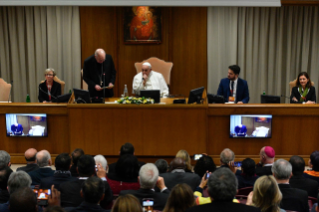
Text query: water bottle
123 84 129 97
26 94 31 103
69 89 72 94
263 90 266 95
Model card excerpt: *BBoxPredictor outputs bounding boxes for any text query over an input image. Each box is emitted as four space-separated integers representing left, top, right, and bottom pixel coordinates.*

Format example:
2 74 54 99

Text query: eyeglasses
45 74 53 77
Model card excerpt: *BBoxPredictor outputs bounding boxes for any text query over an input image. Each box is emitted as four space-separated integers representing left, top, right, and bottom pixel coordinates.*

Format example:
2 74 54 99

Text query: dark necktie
231 81 234 95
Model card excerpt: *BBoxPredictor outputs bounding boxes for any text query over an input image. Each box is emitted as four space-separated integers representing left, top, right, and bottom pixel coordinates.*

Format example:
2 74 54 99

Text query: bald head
94 49 106 64
170 157 186 171
36 150 51 167
25 148 37 163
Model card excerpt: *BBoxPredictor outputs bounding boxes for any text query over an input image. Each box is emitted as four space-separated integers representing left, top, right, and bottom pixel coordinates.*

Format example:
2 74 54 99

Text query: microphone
39 85 57 101
8 80 13 103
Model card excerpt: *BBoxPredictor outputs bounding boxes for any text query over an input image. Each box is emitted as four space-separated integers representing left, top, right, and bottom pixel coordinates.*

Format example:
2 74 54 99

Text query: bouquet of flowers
116 96 154 104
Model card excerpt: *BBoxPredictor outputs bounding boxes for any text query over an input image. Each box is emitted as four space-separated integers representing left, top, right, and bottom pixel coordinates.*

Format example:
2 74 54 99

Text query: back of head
94 155 108 170
170 158 186 171
44 206 66 212
175 150 192 171
0 150 10 169
228 65 240 75
207 168 238 202
0 166 13 190
194 155 216 178
72 148 84 166
36 150 51 167
77 155 95 177
120 143 135 156
82 176 105 204
241 158 256 177
25 148 37 162
115 154 139 179
8 171 32 194
163 183 195 212
289 155 305 176
139 163 159 189
310 151 319 171
9 187 37 212
271 159 292 180
252 175 282 212
220 148 235 165
55 153 71 171
111 194 142 212
155 159 169 174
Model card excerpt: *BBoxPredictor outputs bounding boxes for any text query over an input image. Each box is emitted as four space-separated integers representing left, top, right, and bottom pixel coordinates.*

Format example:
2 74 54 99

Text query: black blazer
28 167 55 186
236 174 259 189
40 171 78 190
290 86 316 103
64 201 109 212
119 188 169 211
255 165 272 176
38 80 61 102
83 54 116 98
289 175 318 198
186 201 261 212
0 189 9 204
278 183 309 212
160 171 201 191
16 163 39 173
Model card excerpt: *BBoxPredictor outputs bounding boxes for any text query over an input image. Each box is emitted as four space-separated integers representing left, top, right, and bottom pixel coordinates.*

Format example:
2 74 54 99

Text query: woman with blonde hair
111 194 142 212
176 150 192 172
163 183 195 212
246 175 285 212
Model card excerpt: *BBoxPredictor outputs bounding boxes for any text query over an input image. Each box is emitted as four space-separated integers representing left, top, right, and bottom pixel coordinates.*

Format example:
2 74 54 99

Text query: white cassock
132 71 169 98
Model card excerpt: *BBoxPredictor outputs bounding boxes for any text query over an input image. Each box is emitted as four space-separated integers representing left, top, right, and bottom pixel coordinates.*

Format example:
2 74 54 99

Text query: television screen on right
230 115 272 138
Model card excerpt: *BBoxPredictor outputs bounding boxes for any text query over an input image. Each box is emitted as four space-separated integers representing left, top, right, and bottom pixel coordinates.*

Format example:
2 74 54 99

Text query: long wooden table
1 102 319 164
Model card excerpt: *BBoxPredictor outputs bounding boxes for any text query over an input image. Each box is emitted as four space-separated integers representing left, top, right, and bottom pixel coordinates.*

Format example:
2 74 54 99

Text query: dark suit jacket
16 163 39 173
108 160 145 176
160 171 201 191
278 183 309 212
38 80 61 102
40 171 78 190
290 86 316 103
289 175 318 198
186 201 261 212
28 167 55 186
0 189 9 204
70 165 79 177
236 174 259 189
64 201 108 212
120 188 169 211
217 78 249 103
0 201 43 212
83 54 116 98
255 165 272 176
59 178 113 209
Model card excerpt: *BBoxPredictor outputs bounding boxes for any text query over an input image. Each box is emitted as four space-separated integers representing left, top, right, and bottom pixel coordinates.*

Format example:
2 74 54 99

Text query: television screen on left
6 114 48 137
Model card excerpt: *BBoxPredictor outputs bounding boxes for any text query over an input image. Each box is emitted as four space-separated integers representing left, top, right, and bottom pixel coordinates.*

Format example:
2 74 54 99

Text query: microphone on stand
39 85 57 101
102 66 105 103
281 94 290 100
8 80 13 103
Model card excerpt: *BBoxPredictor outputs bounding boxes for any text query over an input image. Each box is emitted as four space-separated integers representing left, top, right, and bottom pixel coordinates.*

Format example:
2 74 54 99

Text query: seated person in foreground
132 62 169 98
236 158 259 189
16 148 39 173
38 68 61 103
304 150 319 185
256 146 275 176
290 72 316 104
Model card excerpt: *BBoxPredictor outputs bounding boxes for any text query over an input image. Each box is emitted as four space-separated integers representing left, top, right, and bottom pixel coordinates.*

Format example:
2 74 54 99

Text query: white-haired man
28 150 54 186
132 62 169 98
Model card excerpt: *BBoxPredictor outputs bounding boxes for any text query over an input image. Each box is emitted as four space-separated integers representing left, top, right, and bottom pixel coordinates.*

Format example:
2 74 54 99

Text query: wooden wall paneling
281 0 319 5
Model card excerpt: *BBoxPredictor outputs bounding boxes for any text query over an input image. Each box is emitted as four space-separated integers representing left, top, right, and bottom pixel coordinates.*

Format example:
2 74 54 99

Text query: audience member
246 175 284 212
45 206 66 212
70 148 84 177
40 153 77 190
176 150 192 172
219 148 235 168
0 151 11 170
28 150 55 185
16 148 39 173
59 155 112 209
120 163 169 211
160 158 200 191
94 155 107 171
256 146 275 176
111 194 142 212
106 154 140 195
289 155 318 198
237 158 259 189
155 159 169 174
187 168 260 212
9 187 37 212
304 151 319 184
0 167 13 203
64 177 107 212
193 155 216 178
272 159 308 212
163 183 195 212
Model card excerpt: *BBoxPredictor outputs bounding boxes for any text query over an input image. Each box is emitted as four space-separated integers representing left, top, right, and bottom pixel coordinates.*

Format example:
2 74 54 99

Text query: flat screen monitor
188 86 205 104
6 113 48 137
140 90 160 103
230 114 272 138
260 95 280 103
208 94 225 103
57 93 72 103
73 88 91 104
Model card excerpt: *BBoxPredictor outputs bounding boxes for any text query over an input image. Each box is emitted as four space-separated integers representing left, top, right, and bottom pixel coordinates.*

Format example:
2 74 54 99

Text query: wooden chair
41 76 65 95
289 78 314 95
237 186 253 196
308 196 317 210
0 78 12 101
134 57 173 86
81 69 88 90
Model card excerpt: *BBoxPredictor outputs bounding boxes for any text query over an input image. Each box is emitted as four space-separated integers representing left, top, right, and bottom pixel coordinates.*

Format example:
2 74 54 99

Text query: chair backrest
0 78 12 101
237 186 253 196
81 69 88 90
134 57 173 85
308 196 317 209
40 76 65 95
289 78 315 95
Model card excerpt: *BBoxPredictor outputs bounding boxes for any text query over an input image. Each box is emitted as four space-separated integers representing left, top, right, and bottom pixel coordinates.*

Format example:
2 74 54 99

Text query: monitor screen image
6 113 48 137
188 86 205 104
230 115 272 138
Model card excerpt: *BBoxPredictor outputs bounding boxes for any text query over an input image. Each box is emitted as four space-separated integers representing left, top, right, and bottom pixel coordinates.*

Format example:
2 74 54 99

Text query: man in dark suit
40 153 77 190
272 159 309 212
83 48 116 99
59 155 112 209
0 167 13 203
236 158 259 189
187 168 260 212
256 146 275 176
64 177 108 212
28 150 55 186
16 148 39 173
120 163 170 211
70 148 84 177
160 157 200 191
217 65 249 103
